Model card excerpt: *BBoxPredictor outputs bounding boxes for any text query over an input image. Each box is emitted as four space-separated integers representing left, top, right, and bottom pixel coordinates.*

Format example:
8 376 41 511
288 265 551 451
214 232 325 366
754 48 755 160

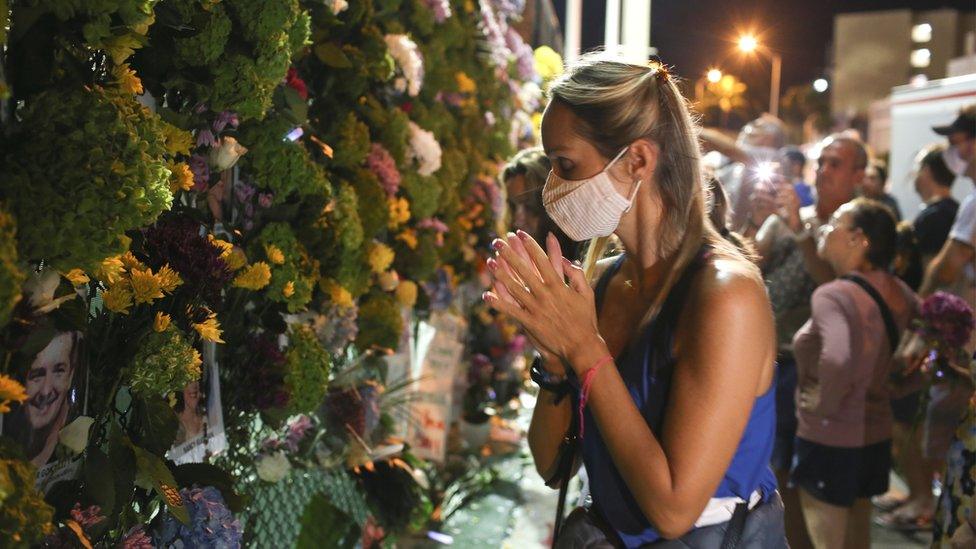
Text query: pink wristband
578 355 613 439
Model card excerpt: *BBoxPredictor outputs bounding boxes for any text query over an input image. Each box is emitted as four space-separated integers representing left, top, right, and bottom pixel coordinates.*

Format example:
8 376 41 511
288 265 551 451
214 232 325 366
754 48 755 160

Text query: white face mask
942 145 967 177
542 147 643 241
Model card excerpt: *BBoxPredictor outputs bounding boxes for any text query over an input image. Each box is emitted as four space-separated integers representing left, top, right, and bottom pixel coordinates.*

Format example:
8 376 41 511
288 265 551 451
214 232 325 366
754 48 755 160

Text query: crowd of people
493 53 974 549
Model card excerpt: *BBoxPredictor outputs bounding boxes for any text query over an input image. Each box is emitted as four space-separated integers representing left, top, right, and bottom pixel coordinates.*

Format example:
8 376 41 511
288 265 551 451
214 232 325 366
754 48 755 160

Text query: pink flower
366 143 401 196
418 218 449 233
258 193 274 208
212 111 240 133
196 128 217 148
189 154 210 192
120 526 154 549
70 503 105 530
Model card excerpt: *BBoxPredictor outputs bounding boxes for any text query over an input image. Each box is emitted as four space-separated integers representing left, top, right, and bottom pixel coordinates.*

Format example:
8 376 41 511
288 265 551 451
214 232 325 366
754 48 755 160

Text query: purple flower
244 202 255 218
285 414 314 451
366 143 402 196
143 214 233 305
196 128 218 148
120 526 153 549
915 291 975 348
213 111 240 133
506 27 537 81
169 486 242 548
234 182 255 203
189 154 210 192
418 217 449 233
257 193 274 208
424 0 452 22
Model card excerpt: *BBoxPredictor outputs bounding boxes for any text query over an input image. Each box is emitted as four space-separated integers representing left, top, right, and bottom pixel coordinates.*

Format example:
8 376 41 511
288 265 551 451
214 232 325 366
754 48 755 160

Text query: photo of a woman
174 379 206 446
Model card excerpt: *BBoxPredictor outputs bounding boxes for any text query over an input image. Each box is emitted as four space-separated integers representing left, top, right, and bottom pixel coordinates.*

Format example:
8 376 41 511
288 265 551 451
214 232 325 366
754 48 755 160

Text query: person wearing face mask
483 55 785 548
790 198 916 549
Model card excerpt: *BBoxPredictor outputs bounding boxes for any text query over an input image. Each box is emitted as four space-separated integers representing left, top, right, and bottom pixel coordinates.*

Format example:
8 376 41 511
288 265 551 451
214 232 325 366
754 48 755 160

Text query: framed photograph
167 341 227 464
2 329 87 493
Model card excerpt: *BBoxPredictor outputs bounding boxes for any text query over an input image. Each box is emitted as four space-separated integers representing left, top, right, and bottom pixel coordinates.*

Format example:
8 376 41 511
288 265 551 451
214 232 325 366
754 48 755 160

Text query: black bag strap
720 502 749 549
840 274 900 354
550 408 579 545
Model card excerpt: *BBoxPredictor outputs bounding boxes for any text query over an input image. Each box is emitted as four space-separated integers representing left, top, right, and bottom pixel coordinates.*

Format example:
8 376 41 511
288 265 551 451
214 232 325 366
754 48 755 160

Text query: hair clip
647 60 670 82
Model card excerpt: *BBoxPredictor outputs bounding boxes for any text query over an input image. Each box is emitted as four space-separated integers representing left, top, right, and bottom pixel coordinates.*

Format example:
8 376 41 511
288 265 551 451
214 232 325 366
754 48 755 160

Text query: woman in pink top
790 198 918 549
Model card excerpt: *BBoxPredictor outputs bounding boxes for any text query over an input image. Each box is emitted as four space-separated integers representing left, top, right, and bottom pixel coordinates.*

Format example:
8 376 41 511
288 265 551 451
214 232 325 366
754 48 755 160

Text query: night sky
554 1 974 108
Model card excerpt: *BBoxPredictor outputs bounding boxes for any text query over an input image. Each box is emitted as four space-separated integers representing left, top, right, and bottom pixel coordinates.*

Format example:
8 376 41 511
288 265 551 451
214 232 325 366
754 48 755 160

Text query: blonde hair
548 53 751 323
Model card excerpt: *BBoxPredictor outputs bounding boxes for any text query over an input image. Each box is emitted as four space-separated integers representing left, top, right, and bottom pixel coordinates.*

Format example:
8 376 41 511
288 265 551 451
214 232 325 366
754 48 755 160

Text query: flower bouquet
907 291 975 383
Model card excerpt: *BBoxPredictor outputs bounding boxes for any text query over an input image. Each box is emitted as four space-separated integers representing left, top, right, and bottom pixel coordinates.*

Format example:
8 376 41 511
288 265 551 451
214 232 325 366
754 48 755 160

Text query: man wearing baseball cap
931 104 975 178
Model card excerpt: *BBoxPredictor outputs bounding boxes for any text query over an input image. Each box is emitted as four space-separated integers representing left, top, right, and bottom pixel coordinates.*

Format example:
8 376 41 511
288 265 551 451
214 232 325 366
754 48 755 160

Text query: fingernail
516 229 530 240
482 292 494 303
487 258 498 271
491 239 505 251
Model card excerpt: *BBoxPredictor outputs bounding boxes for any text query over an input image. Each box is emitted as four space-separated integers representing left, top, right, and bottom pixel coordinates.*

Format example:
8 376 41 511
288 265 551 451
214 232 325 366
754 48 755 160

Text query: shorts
790 438 892 508
771 357 798 472
891 390 923 424
924 382 972 460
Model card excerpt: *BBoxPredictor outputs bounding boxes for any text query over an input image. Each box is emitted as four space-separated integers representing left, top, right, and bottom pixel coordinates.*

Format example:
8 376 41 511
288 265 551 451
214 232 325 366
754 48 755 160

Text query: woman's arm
527 383 573 483
803 289 855 417
569 263 774 538
487 234 775 539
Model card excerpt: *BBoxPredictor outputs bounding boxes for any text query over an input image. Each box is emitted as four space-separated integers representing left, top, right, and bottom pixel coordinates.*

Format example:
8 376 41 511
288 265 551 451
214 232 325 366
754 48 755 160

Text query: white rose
209 136 248 172
256 451 291 483
59 416 94 455
330 0 348 14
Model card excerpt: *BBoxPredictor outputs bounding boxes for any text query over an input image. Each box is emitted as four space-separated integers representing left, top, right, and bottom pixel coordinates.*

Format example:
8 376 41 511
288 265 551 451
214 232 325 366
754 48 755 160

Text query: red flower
401 101 413 114
285 67 308 100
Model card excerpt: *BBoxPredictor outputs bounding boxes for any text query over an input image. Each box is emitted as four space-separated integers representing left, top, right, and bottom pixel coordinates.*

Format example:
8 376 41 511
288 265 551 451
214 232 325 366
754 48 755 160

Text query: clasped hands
482 230 605 377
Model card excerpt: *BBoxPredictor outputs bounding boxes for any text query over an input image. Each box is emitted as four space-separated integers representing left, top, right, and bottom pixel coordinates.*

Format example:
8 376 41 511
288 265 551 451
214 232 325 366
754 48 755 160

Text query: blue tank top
578 249 778 547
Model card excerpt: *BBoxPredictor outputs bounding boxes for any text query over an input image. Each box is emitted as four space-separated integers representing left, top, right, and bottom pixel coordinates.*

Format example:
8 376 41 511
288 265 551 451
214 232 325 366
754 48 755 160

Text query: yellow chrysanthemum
396 229 419 250
233 262 271 290
207 234 233 259
387 197 411 229
188 349 203 378
282 281 295 298
265 244 285 265
161 123 194 157
154 312 171 332
169 161 194 193
96 255 125 285
367 242 395 274
156 264 183 294
455 72 477 94
0 375 28 413
192 312 225 343
102 285 133 314
119 251 145 271
533 46 564 80
112 63 144 95
396 280 418 308
63 269 90 286
226 247 248 271
321 279 354 309
130 267 164 304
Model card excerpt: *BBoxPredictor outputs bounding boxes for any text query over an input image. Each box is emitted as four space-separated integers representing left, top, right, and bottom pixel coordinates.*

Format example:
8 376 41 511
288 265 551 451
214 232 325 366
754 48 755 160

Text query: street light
736 34 782 118
695 68 723 103
813 78 829 93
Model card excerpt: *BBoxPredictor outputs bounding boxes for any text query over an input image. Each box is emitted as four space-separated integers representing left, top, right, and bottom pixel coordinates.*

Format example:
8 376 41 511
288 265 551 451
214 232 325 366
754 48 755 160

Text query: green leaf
83 446 115 513
134 395 178 455
173 463 247 513
314 43 352 68
296 493 359 549
108 429 136 520
129 443 189 525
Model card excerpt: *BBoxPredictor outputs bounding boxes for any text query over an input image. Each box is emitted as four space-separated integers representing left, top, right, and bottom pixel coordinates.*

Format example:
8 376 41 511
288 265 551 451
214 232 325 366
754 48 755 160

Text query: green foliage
296 493 359 549
0 446 54 545
238 116 331 205
0 205 24 328
355 290 402 352
400 172 441 220
0 86 173 271
284 324 331 414
349 169 388 240
253 222 319 313
128 325 201 396
30 0 158 63
330 112 372 169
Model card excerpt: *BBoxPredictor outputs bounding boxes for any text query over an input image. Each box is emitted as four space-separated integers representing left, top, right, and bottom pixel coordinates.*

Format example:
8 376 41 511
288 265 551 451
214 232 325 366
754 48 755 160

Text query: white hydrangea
407 121 442 176
256 451 292 483
384 34 424 97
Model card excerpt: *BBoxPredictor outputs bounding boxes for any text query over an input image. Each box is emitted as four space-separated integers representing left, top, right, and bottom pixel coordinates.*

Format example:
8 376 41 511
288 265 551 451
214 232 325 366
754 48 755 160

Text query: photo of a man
5 330 84 469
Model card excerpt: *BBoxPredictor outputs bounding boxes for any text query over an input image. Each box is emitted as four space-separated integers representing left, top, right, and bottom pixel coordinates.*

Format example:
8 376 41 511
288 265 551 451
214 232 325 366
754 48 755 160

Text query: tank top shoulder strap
655 245 713 326
594 254 627 314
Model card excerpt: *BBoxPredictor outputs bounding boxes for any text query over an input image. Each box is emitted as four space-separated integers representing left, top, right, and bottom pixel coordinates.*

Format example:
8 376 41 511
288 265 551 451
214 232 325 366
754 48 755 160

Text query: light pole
737 34 782 118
